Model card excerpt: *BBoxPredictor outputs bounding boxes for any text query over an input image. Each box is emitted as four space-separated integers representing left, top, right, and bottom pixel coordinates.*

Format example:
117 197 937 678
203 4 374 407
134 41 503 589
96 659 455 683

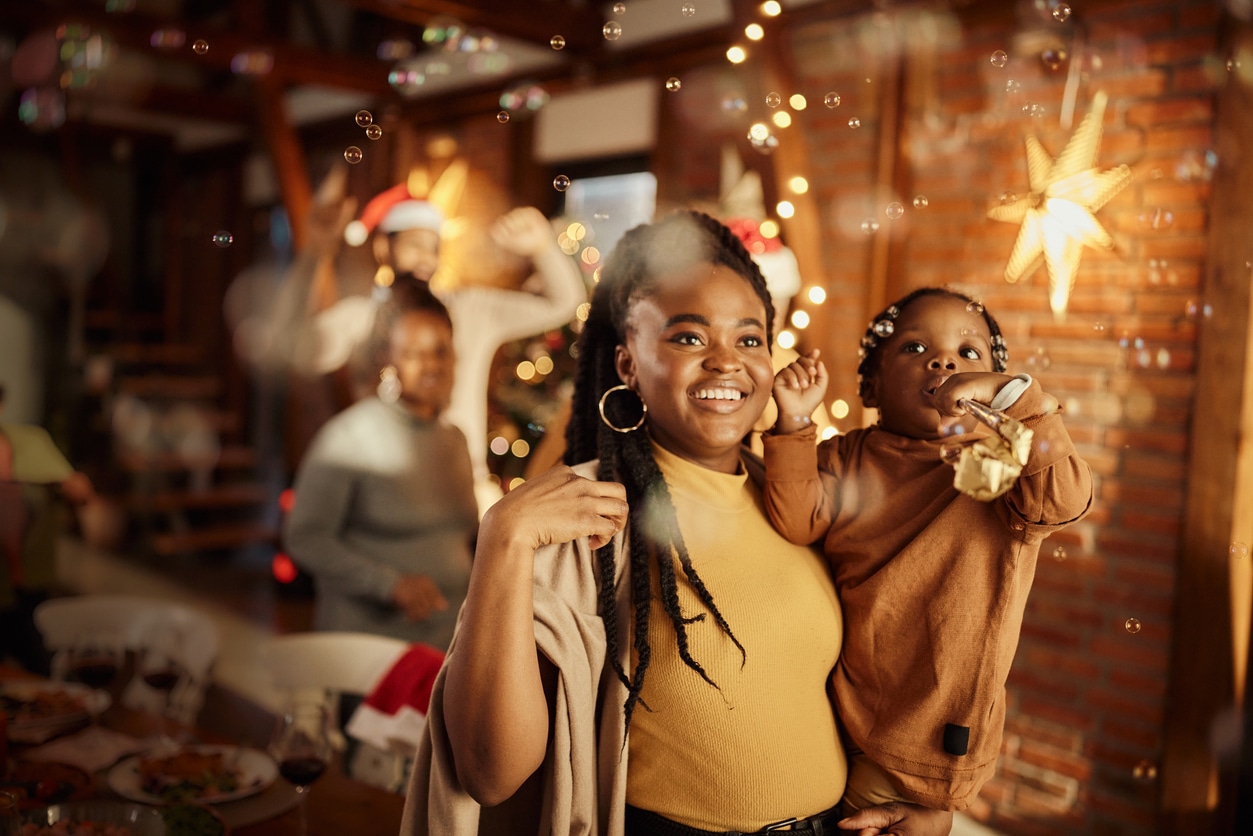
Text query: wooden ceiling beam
337 0 603 50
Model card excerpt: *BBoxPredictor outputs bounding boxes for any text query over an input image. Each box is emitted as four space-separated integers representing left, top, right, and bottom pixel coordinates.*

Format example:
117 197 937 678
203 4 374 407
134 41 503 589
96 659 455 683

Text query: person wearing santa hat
301 174 586 514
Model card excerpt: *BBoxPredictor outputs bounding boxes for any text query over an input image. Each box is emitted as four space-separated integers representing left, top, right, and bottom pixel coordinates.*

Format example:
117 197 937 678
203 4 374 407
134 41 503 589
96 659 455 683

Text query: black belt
624 804 843 836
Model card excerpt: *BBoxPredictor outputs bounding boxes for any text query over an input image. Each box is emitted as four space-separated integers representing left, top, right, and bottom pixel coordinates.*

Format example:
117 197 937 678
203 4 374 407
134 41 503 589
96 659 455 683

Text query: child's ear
861 376 879 409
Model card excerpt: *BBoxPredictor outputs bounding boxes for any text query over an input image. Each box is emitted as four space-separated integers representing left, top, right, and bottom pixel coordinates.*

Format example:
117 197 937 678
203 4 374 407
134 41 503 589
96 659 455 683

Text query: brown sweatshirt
762 379 1093 810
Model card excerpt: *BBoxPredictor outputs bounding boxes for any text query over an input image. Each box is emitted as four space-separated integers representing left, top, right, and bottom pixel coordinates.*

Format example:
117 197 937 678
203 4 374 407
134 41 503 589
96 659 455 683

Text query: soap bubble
861 218 880 235
966 300 985 315
1133 761 1157 782
886 202 904 220
550 35 565 50
990 50 1008 68
1041 47 1067 70
355 109 373 127
848 116 861 128
192 39 208 55
824 92 841 108
365 124 382 140
603 21 622 40
1025 347 1052 371
1051 2 1072 22
872 318 893 337
553 174 571 191
497 110 510 123
766 92 782 107
682 3 696 17
913 195 929 209
1125 618 1142 634
666 77 681 91
343 146 362 164
1052 546 1067 561
613 2 626 13
211 230 233 248
1232 542 1249 560
1138 207 1175 230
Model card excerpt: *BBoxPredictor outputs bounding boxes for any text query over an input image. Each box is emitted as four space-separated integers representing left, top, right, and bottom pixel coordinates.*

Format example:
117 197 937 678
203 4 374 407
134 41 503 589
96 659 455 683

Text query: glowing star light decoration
988 91 1132 316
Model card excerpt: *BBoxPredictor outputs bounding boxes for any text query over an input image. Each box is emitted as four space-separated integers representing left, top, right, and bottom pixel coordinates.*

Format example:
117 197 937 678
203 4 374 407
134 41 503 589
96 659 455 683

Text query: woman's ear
614 344 637 390
861 375 879 410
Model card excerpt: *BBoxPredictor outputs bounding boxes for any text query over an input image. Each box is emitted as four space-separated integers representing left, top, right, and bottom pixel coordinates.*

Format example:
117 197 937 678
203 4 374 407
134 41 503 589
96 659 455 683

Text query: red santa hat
344 182 445 245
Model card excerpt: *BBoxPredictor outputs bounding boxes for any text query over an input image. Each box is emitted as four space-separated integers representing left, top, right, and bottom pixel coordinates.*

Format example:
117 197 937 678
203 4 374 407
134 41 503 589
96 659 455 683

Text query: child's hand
772 350 827 434
931 371 1013 416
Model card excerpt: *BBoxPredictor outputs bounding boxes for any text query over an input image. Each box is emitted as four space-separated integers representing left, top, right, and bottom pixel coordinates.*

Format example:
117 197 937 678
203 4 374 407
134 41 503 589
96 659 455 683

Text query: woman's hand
772 350 828 435
482 464 628 553
838 802 953 835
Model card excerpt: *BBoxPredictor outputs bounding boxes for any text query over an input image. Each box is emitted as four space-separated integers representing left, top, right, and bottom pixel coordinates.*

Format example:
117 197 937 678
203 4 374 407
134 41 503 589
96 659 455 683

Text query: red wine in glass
279 756 328 787
70 658 119 690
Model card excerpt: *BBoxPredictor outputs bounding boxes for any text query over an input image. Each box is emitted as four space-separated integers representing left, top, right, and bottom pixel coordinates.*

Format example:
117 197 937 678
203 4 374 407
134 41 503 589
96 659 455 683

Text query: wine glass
137 631 185 741
64 630 123 725
270 702 334 836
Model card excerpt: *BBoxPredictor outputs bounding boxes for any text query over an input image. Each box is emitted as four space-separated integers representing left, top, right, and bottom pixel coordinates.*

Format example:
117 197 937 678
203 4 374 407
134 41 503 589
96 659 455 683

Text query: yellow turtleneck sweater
625 441 846 830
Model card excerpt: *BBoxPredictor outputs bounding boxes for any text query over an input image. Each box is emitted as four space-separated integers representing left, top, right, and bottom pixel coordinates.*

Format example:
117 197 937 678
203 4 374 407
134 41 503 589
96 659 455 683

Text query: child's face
865 294 996 440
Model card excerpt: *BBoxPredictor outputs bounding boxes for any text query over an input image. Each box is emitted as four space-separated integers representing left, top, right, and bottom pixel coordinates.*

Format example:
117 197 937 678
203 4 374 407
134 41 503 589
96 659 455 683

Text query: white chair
33 594 220 726
258 631 412 791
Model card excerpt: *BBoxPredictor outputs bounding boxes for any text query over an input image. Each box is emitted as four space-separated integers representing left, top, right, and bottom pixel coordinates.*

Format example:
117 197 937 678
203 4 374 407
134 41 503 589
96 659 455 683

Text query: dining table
1 663 407 835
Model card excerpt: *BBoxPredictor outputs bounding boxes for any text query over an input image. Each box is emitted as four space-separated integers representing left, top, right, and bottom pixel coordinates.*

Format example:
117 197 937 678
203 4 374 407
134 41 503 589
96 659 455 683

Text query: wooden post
1160 17 1253 835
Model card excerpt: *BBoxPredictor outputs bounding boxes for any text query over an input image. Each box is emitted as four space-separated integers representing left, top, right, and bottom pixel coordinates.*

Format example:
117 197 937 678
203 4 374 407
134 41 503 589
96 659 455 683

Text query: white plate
108 745 278 805
1 680 111 740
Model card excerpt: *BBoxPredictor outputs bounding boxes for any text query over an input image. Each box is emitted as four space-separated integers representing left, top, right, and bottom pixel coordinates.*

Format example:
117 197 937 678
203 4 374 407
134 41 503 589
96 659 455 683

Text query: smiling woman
401 212 953 836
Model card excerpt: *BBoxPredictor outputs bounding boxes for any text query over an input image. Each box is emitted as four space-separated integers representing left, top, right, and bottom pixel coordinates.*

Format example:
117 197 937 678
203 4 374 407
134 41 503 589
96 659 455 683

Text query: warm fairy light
807 286 827 304
776 200 795 218
759 219 779 238
789 93 807 110
777 329 797 349
581 246 601 265
772 111 792 129
516 360 536 381
343 220 368 247
789 176 809 194
535 355 555 375
576 302 591 321
790 310 810 329
821 426 839 440
509 477 526 490
490 436 510 455
727 45 747 63
748 122 770 142
511 439 531 458
831 399 850 419
745 23 764 40
565 221 586 241
761 1 782 17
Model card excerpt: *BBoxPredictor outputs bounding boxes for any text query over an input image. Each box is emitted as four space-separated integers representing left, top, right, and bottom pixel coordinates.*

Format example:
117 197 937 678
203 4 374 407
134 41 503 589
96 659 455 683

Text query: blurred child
763 287 1093 812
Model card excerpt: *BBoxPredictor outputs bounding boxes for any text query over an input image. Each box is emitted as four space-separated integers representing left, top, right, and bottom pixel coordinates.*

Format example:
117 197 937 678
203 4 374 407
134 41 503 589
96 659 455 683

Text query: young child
763 287 1093 812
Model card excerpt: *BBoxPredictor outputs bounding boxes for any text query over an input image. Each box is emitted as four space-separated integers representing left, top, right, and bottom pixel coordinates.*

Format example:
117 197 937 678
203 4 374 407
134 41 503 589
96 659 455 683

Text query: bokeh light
776 200 795 218
777 330 797 349
807 286 827 304
831 399 850 419
727 46 747 64
790 310 810 329
746 24 764 41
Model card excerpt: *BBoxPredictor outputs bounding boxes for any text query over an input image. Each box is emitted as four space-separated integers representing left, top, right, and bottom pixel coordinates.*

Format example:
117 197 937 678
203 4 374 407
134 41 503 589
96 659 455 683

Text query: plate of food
0 761 95 810
107 745 276 805
1 681 111 743
19 800 167 836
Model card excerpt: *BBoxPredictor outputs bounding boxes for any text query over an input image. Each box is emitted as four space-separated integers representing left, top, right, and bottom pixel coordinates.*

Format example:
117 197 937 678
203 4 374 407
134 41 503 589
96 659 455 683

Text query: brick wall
656 2 1221 833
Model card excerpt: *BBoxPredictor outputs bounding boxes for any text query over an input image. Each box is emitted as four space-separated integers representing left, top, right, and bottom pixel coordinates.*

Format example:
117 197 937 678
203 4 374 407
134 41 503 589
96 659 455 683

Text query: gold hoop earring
599 384 647 433
377 365 401 404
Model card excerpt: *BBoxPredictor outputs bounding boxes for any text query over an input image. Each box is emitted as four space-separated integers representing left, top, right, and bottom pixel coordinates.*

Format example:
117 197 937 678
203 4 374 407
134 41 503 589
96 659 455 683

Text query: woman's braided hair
855 286 1009 403
564 210 775 732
